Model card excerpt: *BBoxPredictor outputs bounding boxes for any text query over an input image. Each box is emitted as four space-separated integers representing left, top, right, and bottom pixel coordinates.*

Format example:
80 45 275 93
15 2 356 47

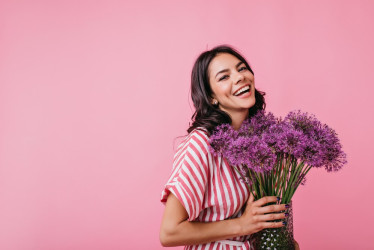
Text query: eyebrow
215 61 244 78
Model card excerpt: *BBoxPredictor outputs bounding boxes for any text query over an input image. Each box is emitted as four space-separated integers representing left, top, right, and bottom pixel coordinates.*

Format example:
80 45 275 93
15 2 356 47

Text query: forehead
208 53 242 73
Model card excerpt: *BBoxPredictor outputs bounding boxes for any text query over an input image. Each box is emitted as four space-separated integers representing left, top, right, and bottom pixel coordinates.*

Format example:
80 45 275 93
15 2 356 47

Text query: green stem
284 158 304 204
274 154 283 197
232 165 253 195
289 164 312 198
248 170 260 200
281 154 291 204
254 171 266 198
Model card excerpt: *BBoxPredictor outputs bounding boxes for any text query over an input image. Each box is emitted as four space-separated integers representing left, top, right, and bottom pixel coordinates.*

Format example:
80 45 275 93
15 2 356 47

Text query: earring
212 99 218 105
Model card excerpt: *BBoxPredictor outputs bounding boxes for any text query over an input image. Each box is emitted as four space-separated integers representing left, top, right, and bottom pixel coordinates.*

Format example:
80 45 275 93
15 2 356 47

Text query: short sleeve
160 129 210 221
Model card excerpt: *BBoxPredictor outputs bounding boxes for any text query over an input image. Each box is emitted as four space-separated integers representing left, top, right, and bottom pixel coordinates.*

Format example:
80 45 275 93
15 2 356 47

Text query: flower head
285 110 347 171
238 110 278 137
209 123 237 157
209 109 347 175
262 121 308 158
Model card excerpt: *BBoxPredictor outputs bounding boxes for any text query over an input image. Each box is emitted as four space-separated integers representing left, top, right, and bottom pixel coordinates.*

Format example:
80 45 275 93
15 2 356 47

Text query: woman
159 45 300 250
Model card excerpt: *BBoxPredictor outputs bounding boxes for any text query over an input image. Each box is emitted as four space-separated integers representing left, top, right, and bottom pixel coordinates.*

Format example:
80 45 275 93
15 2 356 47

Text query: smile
233 85 251 96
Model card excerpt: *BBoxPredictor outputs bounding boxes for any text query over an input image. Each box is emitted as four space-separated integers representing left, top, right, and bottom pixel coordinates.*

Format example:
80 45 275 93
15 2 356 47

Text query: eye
219 75 229 81
239 66 247 71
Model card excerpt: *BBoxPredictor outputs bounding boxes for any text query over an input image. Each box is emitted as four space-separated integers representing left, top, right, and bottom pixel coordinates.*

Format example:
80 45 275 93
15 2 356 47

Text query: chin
245 97 256 109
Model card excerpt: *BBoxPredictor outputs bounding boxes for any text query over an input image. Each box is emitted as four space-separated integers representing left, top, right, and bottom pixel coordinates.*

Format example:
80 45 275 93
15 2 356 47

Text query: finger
256 204 288 214
255 212 286 222
253 196 279 207
259 221 285 229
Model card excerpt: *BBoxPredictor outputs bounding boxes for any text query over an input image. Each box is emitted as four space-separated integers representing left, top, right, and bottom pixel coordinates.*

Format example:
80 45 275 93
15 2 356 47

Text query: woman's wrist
231 217 246 237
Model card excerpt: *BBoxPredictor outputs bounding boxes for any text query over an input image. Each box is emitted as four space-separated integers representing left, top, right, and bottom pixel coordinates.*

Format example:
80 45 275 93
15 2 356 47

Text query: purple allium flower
284 110 347 171
238 110 278 137
209 115 276 173
262 121 308 158
209 109 347 203
284 110 321 138
301 140 324 167
316 125 348 172
225 136 276 173
209 123 237 157
209 109 347 188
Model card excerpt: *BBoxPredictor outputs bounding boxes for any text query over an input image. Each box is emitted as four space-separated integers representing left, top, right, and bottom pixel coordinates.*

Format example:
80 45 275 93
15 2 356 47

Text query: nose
234 71 244 84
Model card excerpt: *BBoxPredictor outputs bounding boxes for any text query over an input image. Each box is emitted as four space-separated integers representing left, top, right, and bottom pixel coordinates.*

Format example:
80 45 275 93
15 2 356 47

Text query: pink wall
0 0 373 249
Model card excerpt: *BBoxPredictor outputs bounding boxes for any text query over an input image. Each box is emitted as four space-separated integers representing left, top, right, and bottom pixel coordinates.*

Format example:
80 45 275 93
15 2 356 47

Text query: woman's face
208 53 256 117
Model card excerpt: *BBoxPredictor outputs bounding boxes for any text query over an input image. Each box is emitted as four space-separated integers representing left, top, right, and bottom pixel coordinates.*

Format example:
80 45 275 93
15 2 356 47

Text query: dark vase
249 200 294 250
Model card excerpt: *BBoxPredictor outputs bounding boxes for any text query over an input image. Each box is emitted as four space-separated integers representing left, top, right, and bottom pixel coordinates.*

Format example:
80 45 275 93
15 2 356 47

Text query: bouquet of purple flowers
209 110 347 249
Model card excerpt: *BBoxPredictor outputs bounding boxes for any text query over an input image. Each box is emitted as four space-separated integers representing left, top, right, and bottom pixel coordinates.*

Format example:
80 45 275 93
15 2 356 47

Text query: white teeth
234 85 250 96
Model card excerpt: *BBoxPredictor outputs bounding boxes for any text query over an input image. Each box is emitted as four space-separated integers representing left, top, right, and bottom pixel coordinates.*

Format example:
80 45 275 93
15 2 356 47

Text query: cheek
213 85 230 98
219 85 232 96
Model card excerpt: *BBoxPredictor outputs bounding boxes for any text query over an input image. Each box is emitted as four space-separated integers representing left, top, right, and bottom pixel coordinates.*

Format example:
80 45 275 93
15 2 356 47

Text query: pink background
1 0 373 249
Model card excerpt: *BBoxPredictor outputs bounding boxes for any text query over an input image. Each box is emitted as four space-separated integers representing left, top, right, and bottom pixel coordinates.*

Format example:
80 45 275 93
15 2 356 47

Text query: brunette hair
187 44 266 135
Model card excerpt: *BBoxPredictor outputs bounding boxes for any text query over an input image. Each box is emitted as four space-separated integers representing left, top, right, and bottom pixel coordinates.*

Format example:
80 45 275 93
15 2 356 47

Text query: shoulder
189 127 209 141
174 127 211 163
184 127 210 153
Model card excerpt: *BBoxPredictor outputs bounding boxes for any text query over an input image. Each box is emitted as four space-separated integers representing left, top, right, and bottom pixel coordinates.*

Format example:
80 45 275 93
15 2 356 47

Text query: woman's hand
160 192 293 247
160 193 250 246
238 191 288 235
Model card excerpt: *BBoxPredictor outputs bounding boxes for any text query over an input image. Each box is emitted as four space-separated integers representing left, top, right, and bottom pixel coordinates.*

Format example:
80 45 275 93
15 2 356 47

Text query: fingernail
285 212 289 217
277 196 280 202
282 221 287 226
285 204 290 208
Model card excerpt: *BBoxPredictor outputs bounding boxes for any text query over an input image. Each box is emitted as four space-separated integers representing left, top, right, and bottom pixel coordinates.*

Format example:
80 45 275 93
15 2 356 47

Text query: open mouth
233 85 251 96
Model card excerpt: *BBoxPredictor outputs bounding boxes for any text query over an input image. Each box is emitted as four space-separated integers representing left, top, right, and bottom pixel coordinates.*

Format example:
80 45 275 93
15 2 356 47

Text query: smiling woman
159 45 299 250
186 45 266 137
208 53 257 131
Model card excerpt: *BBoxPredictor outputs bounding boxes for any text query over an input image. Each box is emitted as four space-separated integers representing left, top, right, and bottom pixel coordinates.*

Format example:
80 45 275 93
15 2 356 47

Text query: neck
229 109 249 131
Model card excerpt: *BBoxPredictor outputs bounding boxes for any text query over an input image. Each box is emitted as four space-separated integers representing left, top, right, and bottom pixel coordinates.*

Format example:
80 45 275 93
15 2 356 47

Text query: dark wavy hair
187 44 266 135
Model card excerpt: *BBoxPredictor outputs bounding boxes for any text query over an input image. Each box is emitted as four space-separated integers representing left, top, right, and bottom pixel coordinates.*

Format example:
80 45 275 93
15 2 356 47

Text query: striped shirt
160 127 252 250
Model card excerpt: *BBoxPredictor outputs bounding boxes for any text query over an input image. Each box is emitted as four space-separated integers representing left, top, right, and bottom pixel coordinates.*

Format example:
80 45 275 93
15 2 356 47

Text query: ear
210 96 215 104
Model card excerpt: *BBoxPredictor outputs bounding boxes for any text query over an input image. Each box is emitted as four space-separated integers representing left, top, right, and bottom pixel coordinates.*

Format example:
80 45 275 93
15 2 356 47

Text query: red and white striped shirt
160 127 252 250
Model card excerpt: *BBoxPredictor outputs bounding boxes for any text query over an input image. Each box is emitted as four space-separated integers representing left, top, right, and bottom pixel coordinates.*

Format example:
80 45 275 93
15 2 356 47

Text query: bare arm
159 192 288 247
